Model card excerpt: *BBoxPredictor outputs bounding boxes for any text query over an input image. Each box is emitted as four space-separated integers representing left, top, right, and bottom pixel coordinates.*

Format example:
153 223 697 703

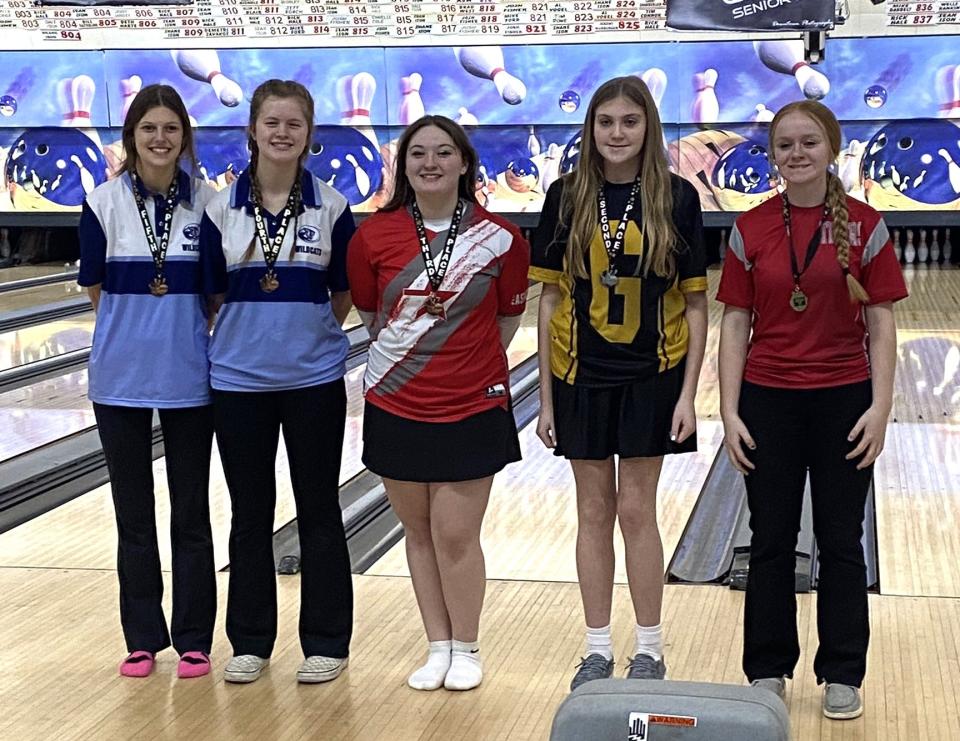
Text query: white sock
585 624 614 660
407 640 452 691
444 639 483 691
634 623 664 661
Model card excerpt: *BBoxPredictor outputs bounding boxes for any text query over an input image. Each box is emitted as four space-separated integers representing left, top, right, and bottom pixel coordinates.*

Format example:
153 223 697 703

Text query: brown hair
769 100 869 304
242 79 315 262
380 115 478 212
560 75 678 280
119 84 197 178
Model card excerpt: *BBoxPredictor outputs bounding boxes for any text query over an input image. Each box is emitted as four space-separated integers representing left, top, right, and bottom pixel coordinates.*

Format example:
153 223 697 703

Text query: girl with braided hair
718 100 907 719
199 79 356 685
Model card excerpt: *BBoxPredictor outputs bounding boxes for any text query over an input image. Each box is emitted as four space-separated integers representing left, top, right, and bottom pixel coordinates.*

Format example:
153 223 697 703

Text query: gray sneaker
224 654 269 683
625 653 667 680
570 654 614 691
297 655 348 683
751 677 787 700
822 683 863 719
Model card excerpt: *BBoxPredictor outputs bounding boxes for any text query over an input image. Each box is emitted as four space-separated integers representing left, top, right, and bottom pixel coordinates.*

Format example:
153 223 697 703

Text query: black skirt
552 360 697 460
362 401 522 482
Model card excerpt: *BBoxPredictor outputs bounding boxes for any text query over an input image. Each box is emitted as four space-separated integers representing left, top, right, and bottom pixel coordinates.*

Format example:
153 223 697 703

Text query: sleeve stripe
529 266 563 284
728 224 751 269
862 219 889 267
679 277 708 293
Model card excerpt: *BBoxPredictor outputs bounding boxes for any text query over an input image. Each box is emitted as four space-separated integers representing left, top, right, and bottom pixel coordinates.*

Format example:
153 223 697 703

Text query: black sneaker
570 654 615 691
625 653 666 680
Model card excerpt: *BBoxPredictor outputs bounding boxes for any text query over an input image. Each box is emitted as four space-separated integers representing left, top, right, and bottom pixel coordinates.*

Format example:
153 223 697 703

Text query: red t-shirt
347 203 530 422
716 195 908 389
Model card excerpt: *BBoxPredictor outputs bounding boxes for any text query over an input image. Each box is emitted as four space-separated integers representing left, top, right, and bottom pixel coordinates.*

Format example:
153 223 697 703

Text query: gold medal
424 293 445 318
260 273 280 293
149 277 168 297
790 288 808 312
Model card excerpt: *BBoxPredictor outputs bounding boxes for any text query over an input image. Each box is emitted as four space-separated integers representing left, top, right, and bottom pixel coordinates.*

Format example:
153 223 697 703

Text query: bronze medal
790 288 808 312
424 293 445 318
149 277 168 297
260 272 280 293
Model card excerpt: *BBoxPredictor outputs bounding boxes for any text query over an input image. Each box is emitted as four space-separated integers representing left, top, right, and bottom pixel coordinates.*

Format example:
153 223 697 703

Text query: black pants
93 403 216 655
213 379 352 659
739 380 873 687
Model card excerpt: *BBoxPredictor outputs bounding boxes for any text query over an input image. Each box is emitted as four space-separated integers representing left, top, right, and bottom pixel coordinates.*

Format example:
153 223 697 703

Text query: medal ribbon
131 171 179 284
412 199 465 292
782 194 828 292
597 176 642 278
253 182 300 278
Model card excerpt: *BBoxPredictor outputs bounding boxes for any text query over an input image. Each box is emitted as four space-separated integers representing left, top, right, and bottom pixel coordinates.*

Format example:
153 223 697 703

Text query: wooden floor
1 268 958 739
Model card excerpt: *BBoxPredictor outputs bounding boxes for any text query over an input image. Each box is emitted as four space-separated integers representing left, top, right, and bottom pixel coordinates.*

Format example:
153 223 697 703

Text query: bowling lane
0 279 87 314
0 263 73 285
0 313 94 372
0 295 541 572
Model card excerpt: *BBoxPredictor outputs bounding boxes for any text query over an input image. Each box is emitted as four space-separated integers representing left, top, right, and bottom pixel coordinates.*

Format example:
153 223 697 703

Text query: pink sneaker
119 651 155 678
177 651 211 679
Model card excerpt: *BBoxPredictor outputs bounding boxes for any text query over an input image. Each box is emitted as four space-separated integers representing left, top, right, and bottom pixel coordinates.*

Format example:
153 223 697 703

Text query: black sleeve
672 176 708 290
529 177 567 283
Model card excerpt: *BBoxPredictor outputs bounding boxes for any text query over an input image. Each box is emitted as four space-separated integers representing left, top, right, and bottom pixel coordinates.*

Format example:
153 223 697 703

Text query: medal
253 181 300 294
131 172 178 298
149 277 169 296
259 272 280 293
790 287 808 312
600 270 619 287
781 194 828 313
597 176 641 287
424 293 446 318
412 199 466 322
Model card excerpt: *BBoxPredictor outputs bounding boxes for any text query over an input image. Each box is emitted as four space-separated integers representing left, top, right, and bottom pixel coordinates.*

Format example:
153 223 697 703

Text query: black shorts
362 401 522 483
552 360 697 460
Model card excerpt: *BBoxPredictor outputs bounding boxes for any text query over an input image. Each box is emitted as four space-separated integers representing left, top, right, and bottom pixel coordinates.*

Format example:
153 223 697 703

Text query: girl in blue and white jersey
78 84 217 679
199 79 355 685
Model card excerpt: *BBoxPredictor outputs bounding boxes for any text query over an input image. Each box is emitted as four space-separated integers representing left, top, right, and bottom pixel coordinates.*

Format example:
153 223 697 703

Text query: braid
826 173 869 304
241 148 260 263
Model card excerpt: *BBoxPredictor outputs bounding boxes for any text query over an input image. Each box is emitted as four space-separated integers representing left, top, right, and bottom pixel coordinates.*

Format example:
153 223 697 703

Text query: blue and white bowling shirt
199 168 355 392
78 170 215 408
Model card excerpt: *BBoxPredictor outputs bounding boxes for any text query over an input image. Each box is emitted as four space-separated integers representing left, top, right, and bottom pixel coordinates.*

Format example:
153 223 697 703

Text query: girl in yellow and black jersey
530 75 708 691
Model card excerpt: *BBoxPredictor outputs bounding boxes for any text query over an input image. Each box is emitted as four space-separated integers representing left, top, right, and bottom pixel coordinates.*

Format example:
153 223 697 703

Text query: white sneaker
224 654 269 683
297 655 348 684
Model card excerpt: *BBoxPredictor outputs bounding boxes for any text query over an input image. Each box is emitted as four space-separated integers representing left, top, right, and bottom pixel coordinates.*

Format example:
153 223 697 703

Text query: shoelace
625 654 662 678
574 655 613 681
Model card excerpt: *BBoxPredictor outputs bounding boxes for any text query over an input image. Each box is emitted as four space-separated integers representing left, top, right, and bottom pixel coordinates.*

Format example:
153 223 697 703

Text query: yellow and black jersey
529 174 707 387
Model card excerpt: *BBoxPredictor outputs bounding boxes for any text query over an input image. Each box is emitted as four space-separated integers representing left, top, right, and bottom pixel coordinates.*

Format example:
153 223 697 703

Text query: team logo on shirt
297 225 320 243
821 221 862 247
485 383 507 398
182 223 200 240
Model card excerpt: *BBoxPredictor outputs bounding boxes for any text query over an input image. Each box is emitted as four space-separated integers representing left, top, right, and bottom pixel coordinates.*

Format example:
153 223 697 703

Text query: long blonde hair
559 76 677 280
770 100 869 304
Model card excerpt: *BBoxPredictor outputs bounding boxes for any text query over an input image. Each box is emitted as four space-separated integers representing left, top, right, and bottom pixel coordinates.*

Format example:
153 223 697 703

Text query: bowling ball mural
861 120 960 210
0 95 17 118
559 90 581 114
504 158 540 192
4 128 107 210
710 139 776 211
306 126 383 206
195 130 247 187
560 131 583 175
864 85 888 109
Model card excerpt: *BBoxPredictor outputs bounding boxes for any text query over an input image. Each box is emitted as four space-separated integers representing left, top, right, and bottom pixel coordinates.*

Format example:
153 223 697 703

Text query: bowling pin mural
640 68 668 110
349 72 379 148
539 142 562 193
398 73 425 125
753 104 775 123
120 76 142 121
456 106 478 127
58 75 101 149
691 69 719 124
336 75 353 124
754 40 830 100
171 50 243 107
935 65 960 119
527 126 541 157
454 46 526 105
